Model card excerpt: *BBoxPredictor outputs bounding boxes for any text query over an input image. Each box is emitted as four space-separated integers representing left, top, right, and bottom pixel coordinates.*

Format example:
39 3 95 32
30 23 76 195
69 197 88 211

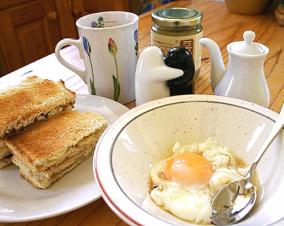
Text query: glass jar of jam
151 8 203 75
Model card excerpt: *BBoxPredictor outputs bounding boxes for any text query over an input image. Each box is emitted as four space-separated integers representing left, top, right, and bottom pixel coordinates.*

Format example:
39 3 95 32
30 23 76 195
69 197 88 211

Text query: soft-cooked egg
164 152 213 187
149 138 247 224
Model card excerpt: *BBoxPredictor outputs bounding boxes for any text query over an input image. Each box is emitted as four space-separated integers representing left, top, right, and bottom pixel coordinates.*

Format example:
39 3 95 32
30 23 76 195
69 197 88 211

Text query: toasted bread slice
6 111 108 188
16 154 90 189
0 76 75 137
0 138 10 159
0 156 12 169
12 139 93 188
0 138 12 168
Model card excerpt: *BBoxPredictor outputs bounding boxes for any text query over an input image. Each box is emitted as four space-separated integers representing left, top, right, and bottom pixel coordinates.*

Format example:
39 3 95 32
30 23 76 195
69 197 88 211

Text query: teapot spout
199 38 225 90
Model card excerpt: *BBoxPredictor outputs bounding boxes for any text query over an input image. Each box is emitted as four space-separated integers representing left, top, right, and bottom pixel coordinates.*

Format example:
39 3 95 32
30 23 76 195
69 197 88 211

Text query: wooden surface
128 0 284 112
0 0 138 76
0 0 62 74
0 0 283 225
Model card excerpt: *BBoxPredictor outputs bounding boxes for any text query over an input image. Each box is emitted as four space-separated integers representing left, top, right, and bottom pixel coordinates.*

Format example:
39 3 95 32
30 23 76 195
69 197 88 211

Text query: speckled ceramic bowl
94 95 284 226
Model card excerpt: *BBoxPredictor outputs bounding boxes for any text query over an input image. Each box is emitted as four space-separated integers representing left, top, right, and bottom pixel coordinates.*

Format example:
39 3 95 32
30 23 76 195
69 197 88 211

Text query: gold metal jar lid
152 8 202 28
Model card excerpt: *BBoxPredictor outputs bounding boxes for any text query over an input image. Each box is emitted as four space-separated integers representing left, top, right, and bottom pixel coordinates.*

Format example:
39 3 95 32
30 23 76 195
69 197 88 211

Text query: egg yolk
163 152 213 186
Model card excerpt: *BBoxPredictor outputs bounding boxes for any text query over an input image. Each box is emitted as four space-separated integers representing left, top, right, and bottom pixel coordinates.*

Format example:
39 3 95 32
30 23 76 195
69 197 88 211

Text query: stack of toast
0 76 108 188
0 76 75 169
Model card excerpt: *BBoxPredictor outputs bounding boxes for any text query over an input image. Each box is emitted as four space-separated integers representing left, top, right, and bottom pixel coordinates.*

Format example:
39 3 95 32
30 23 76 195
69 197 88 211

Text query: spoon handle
249 105 284 175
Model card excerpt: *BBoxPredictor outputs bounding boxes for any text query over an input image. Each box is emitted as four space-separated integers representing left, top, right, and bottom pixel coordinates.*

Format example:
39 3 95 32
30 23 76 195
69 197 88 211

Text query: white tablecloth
0 46 88 94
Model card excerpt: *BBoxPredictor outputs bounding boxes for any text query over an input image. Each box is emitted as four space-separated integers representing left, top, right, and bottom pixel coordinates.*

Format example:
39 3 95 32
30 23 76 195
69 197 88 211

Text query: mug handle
55 38 87 83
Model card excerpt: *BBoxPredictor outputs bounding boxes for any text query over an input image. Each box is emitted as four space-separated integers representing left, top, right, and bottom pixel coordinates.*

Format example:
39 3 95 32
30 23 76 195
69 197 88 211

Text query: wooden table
0 0 283 225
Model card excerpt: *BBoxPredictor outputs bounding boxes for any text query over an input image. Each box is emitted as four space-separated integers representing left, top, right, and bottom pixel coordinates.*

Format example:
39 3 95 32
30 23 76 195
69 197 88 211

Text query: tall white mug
55 12 139 103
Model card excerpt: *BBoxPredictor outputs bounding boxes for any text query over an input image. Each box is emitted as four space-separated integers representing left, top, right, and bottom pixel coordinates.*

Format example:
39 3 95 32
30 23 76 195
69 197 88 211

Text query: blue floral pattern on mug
82 36 96 95
134 29 138 56
83 36 91 54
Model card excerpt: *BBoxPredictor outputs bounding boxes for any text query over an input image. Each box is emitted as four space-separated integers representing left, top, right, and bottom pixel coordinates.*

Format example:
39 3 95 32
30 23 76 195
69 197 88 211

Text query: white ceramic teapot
199 31 270 107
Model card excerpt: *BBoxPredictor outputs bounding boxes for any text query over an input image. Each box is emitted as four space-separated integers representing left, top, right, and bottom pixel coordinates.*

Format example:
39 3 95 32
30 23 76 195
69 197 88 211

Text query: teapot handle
199 38 225 90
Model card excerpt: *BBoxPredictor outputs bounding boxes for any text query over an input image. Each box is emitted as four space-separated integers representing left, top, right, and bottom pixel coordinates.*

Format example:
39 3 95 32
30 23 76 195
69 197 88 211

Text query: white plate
0 94 129 222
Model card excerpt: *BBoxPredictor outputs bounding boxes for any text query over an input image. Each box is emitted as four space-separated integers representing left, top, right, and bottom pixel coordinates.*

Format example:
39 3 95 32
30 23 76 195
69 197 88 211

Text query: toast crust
0 138 10 159
0 156 12 169
0 76 75 137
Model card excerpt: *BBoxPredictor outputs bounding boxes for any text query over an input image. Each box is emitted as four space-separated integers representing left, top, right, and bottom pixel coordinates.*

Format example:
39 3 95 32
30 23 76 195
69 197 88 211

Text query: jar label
151 31 203 70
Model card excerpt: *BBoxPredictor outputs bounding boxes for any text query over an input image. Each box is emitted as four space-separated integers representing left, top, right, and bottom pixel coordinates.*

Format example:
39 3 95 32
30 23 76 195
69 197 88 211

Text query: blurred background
0 0 281 77
0 0 180 77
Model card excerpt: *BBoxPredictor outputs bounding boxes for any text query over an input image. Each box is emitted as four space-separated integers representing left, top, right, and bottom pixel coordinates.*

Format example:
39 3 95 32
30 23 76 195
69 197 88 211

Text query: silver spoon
211 105 284 225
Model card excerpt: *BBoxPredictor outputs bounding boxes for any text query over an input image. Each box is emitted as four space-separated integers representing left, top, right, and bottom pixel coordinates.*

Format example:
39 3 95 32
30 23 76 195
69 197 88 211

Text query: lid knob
243 31 255 45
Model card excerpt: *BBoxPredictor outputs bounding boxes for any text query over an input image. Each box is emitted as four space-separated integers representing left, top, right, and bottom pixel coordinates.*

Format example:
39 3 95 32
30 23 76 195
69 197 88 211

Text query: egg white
151 185 212 224
209 168 243 193
150 138 246 224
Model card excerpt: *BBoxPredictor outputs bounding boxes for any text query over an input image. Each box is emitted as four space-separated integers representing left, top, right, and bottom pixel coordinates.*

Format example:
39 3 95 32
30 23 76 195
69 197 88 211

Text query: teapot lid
228 31 268 55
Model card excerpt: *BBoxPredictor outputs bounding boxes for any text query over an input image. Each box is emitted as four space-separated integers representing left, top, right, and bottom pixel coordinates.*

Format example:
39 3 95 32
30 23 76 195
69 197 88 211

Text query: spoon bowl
211 178 257 225
211 104 284 225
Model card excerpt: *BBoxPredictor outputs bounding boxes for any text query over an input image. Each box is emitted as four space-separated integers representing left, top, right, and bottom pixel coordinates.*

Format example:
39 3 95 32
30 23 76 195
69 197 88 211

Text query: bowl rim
94 94 280 226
